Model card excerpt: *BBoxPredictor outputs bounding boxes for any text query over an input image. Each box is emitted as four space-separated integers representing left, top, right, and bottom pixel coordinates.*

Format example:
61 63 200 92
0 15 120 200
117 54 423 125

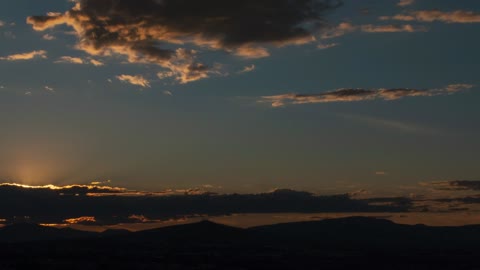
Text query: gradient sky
0 0 479 194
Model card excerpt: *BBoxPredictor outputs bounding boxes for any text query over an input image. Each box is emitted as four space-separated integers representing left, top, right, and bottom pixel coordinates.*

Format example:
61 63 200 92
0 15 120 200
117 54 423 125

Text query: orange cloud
64 216 96 224
381 10 480 23
0 50 47 61
26 0 339 84
117 75 151 88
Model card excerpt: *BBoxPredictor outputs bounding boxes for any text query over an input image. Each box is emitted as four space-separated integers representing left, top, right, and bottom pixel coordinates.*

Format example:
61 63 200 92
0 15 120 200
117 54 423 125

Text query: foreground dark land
1 217 480 270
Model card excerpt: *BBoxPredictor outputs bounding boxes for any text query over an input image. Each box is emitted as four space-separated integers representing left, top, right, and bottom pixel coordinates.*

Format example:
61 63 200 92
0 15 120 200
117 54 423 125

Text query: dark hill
0 223 95 243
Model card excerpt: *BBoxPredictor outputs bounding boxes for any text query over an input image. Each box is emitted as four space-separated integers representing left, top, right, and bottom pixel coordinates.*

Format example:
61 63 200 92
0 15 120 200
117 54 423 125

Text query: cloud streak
381 10 480 24
321 22 426 39
259 84 473 107
0 50 47 61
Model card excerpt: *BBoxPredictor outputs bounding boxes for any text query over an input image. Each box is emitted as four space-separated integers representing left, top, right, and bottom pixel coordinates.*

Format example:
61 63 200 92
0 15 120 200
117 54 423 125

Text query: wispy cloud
381 10 480 23
42 34 56 40
0 50 47 61
44 86 55 92
397 0 415 7
322 22 426 39
55 56 84 64
360 24 427 33
89 59 104 66
317 42 339 50
55 56 104 66
0 20 5 27
259 84 473 107
239 64 256 74
117 75 151 88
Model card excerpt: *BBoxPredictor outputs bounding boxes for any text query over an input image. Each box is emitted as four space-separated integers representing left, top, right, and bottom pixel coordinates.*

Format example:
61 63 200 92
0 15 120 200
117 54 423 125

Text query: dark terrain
1 217 480 269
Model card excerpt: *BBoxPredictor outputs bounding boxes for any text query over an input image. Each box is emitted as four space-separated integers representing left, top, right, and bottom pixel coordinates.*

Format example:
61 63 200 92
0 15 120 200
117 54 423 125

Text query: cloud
397 0 415 7
56 56 84 64
381 10 480 24
0 20 4 27
44 86 55 92
0 182 409 225
163 90 173 96
322 22 356 39
317 42 339 49
42 34 56 40
422 181 480 191
55 56 104 66
0 183 126 195
239 64 256 74
0 50 47 61
321 22 426 39
360 24 427 33
64 216 96 225
258 84 473 107
117 75 151 88
26 0 340 84
89 59 104 66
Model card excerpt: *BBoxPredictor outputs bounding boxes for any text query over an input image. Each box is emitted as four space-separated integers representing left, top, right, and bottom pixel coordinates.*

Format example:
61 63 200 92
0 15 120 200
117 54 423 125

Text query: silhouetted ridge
0 223 94 243
131 220 245 243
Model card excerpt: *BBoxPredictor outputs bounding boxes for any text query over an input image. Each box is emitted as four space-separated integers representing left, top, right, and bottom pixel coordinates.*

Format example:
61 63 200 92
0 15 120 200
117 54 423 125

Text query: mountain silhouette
0 223 94 243
3 217 480 248
2 217 480 269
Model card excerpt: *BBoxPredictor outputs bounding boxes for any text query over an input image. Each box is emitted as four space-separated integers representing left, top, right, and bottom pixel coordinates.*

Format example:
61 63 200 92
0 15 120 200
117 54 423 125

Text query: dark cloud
259 84 473 107
0 183 407 225
27 0 341 83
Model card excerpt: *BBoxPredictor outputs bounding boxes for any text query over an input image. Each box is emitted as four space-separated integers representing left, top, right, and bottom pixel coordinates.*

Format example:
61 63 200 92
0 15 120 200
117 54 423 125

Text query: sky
0 0 479 197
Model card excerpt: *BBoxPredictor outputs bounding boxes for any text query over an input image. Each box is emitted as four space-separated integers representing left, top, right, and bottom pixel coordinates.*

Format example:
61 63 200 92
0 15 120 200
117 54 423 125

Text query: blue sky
0 0 479 195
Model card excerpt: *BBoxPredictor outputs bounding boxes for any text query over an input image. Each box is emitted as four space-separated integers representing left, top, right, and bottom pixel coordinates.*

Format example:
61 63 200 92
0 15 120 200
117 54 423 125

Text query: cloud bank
259 84 473 107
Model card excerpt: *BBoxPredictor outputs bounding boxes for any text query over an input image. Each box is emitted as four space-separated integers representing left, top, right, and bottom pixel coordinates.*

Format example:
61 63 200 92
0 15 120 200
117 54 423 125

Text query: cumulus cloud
0 50 47 61
117 74 151 88
259 84 473 107
381 10 480 23
397 0 415 7
26 0 340 84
